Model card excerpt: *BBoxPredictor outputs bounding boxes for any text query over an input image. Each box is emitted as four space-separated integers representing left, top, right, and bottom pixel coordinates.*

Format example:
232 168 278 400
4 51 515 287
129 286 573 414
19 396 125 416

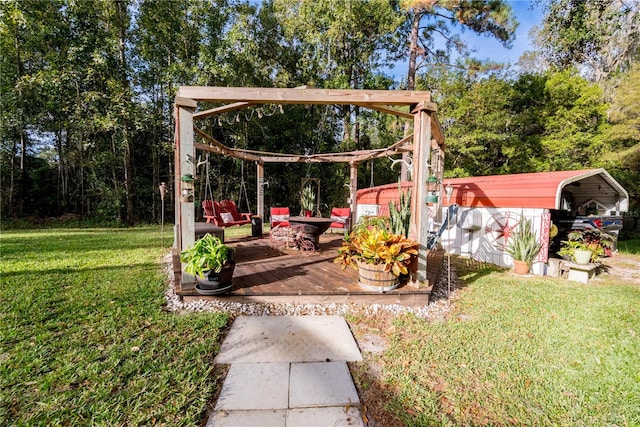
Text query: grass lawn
2 226 639 426
349 251 640 426
0 226 230 425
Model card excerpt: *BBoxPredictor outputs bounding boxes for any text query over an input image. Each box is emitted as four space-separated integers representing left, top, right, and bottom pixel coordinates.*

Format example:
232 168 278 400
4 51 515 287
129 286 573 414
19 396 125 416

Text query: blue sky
466 1 544 64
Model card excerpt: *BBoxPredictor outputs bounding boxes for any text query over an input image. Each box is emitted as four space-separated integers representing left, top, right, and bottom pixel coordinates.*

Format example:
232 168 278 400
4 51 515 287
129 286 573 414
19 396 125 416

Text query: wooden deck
174 233 444 307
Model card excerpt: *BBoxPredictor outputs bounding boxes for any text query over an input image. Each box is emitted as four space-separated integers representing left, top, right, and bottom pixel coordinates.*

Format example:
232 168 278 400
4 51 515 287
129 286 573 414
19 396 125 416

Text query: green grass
617 238 640 255
350 256 640 426
0 227 229 425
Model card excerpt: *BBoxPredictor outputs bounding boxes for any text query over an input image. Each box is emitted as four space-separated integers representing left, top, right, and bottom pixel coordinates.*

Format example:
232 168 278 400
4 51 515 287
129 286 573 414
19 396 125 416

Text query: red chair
328 207 351 234
202 200 220 224
202 199 251 227
270 207 290 228
220 199 252 225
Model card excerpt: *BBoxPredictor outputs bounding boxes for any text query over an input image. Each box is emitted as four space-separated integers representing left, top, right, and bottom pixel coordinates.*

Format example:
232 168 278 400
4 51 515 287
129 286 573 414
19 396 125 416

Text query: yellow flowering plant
334 225 419 277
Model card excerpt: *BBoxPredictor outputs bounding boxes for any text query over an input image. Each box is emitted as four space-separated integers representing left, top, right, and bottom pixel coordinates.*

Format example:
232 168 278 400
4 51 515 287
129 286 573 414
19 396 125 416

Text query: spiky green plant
389 188 411 237
505 217 542 263
300 185 315 211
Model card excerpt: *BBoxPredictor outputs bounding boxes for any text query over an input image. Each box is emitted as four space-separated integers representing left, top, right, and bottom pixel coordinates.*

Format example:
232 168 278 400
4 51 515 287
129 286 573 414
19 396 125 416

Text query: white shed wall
436 206 547 275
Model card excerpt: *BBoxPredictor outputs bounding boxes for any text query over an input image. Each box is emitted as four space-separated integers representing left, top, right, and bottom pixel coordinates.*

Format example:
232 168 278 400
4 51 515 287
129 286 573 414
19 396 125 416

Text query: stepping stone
215 363 289 410
215 316 362 363
206 409 286 427
286 407 364 426
289 361 360 408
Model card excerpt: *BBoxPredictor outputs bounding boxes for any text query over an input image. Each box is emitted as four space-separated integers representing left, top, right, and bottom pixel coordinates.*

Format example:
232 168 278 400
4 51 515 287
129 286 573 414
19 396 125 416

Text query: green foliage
180 233 231 277
299 185 315 212
334 225 419 276
505 217 542 263
388 188 411 237
536 0 639 82
558 229 616 263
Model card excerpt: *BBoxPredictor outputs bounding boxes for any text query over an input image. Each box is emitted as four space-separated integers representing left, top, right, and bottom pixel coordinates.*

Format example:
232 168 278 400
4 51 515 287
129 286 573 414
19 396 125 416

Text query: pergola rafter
174 86 444 290
194 126 414 164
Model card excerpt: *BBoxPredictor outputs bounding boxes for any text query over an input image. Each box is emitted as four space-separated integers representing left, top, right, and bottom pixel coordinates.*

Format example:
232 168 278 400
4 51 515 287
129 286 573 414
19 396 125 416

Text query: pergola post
175 97 197 286
257 161 264 221
409 103 433 287
349 162 358 228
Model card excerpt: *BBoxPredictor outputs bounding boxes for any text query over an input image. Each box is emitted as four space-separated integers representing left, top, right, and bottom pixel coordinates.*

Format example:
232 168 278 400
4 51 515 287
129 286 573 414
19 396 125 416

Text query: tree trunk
401 11 421 182
116 0 134 224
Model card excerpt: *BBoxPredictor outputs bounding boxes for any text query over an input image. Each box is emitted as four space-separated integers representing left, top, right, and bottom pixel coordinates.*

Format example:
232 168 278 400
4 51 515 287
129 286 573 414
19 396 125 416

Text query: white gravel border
162 253 458 320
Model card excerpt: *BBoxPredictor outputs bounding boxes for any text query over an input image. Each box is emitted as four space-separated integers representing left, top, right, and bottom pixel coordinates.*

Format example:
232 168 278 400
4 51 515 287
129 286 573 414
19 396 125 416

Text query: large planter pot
513 260 530 275
356 260 399 292
574 249 592 265
196 261 236 290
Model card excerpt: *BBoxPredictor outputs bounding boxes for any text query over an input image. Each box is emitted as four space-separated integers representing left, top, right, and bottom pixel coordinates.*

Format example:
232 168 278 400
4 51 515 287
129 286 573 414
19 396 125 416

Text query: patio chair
426 204 458 250
328 207 351 234
202 199 251 227
219 199 252 226
270 207 290 228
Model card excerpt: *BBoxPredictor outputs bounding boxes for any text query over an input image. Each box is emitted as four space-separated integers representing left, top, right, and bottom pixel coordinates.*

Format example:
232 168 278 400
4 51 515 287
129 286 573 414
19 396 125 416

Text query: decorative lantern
180 174 194 203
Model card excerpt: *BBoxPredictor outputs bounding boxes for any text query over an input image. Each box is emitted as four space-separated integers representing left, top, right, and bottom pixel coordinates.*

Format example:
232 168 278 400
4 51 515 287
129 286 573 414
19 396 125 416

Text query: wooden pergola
174 86 445 288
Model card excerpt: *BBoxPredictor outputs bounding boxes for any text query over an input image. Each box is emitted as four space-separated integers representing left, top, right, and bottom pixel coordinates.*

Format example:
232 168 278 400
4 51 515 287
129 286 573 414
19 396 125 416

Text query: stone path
206 316 364 427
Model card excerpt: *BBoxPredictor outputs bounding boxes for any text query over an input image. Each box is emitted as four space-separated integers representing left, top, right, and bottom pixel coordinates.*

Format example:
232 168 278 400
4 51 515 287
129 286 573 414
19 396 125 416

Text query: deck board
176 233 443 307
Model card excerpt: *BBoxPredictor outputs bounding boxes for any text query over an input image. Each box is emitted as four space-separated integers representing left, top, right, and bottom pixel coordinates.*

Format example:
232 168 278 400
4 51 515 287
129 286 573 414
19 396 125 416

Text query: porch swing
202 157 252 227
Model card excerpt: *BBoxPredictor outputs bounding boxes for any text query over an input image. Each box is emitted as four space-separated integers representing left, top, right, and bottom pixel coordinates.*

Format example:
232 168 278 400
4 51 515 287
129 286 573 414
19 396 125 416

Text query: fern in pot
180 233 235 290
505 217 542 274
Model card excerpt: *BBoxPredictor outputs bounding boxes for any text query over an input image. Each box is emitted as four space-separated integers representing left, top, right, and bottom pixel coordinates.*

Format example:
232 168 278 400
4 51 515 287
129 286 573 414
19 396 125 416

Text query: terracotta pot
513 260 530 275
304 209 313 218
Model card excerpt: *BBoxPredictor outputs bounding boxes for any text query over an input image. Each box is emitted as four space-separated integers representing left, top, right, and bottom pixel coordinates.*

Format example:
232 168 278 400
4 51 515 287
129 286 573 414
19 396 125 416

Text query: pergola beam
177 86 432 105
193 101 253 119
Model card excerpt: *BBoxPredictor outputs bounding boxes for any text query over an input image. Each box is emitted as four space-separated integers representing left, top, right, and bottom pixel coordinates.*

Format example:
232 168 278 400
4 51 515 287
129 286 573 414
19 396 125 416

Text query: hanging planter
180 174 194 203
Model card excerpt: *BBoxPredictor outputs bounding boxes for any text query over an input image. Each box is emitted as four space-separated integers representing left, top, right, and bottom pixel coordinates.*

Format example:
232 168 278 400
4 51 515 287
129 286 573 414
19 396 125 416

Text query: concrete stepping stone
215 363 289 410
215 315 362 363
206 409 286 427
289 361 359 408
286 407 364 426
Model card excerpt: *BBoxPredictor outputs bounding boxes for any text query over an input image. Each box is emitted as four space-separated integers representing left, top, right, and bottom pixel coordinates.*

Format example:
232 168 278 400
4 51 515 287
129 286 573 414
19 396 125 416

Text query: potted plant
558 229 614 264
334 222 419 292
300 185 315 217
505 217 542 274
180 233 235 292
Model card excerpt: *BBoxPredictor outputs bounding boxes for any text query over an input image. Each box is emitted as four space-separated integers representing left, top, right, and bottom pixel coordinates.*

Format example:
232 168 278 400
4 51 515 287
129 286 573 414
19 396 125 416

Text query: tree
599 64 640 209
536 0 640 82
272 0 405 144
400 0 517 179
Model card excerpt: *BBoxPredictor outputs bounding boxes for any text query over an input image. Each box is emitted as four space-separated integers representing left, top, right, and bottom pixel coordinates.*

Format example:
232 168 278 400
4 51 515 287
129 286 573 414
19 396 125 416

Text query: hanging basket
356 260 399 292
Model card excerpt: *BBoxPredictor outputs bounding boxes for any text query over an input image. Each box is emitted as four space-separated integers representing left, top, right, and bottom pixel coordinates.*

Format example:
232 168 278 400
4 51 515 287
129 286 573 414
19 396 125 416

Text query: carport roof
444 168 629 211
